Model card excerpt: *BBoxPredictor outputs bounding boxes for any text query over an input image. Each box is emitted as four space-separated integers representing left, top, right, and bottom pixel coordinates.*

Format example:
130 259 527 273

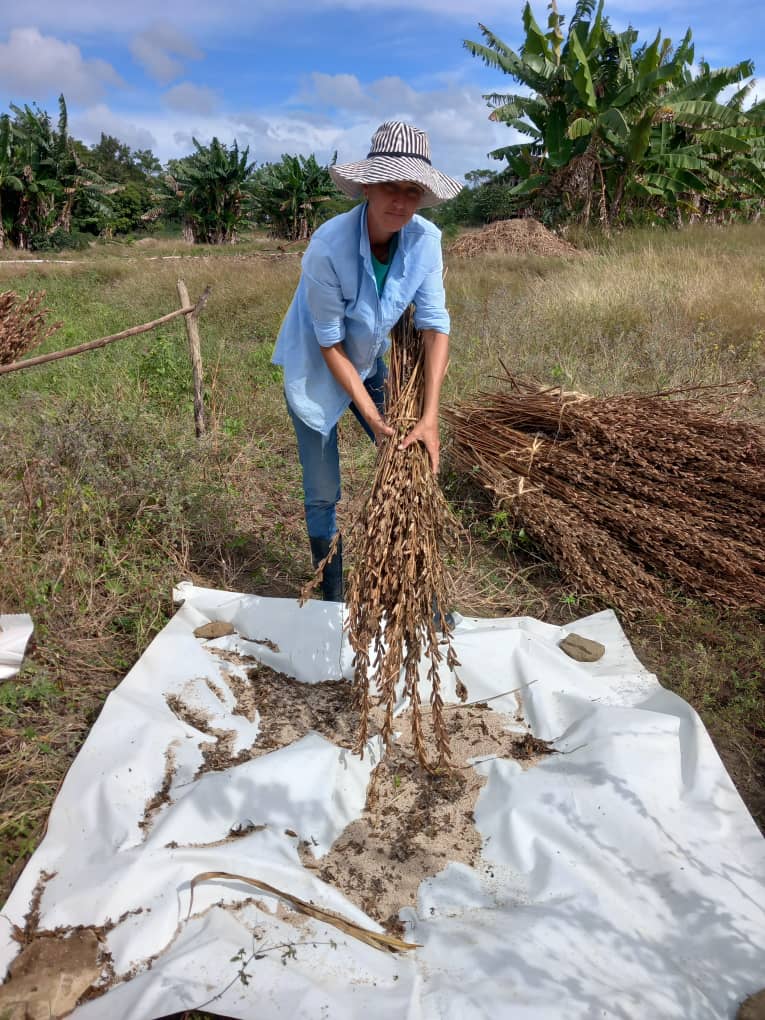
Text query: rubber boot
432 595 456 634
309 535 344 603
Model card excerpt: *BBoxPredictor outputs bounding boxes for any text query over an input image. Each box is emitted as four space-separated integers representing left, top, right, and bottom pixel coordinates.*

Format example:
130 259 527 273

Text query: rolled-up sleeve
413 240 450 334
301 239 347 347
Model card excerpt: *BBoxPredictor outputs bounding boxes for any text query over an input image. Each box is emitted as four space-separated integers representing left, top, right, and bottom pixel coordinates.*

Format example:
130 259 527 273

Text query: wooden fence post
0 303 197 376
176 278 206 438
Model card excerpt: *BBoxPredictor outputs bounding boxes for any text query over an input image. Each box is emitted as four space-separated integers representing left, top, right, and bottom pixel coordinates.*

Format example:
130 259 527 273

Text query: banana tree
251 154 337 240
8 96 110 247
465 1 575 189
466 0 765 224
162 137 256 244
465 1 618 207
0 115 22 249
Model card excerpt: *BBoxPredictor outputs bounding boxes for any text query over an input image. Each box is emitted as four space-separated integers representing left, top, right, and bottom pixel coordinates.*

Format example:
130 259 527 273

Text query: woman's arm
320 343 395 445
304 239 394 443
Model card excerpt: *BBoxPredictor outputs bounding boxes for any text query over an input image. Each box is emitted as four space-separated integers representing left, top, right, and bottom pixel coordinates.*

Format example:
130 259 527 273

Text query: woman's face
364 181 424 235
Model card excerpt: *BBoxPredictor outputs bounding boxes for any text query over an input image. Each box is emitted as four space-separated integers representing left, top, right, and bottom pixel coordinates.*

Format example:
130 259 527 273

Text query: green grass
0 224 763 1016
444 223 765 401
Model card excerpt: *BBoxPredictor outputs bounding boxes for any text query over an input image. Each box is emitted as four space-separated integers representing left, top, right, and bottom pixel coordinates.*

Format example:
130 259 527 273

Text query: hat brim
329 157 462 208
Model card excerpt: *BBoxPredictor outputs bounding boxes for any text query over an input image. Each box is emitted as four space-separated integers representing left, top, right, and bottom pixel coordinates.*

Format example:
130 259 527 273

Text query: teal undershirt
371 233 398 294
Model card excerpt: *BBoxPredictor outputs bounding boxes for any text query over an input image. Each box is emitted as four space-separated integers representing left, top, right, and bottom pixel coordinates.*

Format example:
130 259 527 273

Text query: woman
272 121 462 601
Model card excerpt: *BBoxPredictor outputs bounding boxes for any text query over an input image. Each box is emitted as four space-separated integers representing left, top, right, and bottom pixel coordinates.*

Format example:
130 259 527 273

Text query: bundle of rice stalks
444 379 765 613
305 309 466 771
0 290 60 366
446 218 580 259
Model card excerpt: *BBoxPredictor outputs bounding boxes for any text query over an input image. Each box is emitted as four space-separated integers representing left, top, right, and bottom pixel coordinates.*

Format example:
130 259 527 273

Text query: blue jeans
287 357 388 540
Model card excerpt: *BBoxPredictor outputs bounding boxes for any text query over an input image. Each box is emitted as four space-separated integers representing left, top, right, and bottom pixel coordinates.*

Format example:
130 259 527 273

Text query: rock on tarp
0 583 763 1019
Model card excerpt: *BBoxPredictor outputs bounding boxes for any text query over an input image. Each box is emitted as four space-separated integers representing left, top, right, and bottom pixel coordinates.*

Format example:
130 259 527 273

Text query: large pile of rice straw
446 218 580 258
444 378 765 613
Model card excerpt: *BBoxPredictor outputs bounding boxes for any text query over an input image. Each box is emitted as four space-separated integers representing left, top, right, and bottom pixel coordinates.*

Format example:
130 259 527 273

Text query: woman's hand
398 330 448 474
370 416 395 446
399 415 440 473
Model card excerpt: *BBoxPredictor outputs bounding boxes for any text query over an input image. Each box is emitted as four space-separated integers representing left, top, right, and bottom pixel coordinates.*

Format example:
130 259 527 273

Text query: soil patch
165 821 267 851
161 667 554 935
738 989 765 1020
163 663 359 778
239 634 281 653
511 731 557 762
138 742 179 833
222 669 258 721
0 928 106 1019
205 676 227 703
1 873 145 1018
158 667 554 935
164 692 252 778
165 693 212 734
447 218 580 258
246 663 358 756
303 702 555 933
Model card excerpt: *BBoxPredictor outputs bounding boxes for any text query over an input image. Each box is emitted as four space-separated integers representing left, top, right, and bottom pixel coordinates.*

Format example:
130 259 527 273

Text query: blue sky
0 0 762 181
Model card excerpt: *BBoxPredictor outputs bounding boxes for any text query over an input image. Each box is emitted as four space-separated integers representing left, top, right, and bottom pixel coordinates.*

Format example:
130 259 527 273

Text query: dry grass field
0 223 763 1004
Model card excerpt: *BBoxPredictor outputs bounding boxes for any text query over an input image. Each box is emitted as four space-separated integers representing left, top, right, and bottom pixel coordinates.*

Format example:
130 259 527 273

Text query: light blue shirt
272 202 450 435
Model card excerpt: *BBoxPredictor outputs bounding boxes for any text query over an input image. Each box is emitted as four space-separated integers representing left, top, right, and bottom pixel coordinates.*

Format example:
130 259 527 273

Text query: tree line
453 0 765 228
0 0 763 250
0 97 346 250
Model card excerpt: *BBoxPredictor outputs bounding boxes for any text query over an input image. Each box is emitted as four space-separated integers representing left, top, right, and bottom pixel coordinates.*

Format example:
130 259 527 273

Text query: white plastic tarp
1 583 763 1019
0 614 34 680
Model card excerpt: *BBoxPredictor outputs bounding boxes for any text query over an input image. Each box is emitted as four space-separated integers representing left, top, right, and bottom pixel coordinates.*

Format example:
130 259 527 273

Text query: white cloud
1 0 759 61
305 73 370 112
294 72 516 178
129 21 202 83
164 81 219 114
70 104 158 152
177 113 342 165
369 76 421 108
748 77 765 107
66 70 520 180
0 27 123 104
303 72 426 115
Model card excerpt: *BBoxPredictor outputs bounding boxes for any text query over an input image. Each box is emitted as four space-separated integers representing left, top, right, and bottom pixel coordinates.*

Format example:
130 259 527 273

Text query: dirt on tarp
447 217 580 258
301 700 556 933
163 661 359 776
135 654 556 939
136 662 360 837
138 741 179 832
0 874 146 1018
0 929 106 1019
245 664 359 755
2 660 557 1011
738 989 765 1020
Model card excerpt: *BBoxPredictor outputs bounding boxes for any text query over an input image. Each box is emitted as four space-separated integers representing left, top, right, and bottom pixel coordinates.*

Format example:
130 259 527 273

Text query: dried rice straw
0 290 60 366
302 308 466 771
444 377 765 612
188 871 419 953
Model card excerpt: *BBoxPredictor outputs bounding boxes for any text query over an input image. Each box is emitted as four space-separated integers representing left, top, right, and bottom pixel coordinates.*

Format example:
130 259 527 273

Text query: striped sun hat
329 121 463 208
